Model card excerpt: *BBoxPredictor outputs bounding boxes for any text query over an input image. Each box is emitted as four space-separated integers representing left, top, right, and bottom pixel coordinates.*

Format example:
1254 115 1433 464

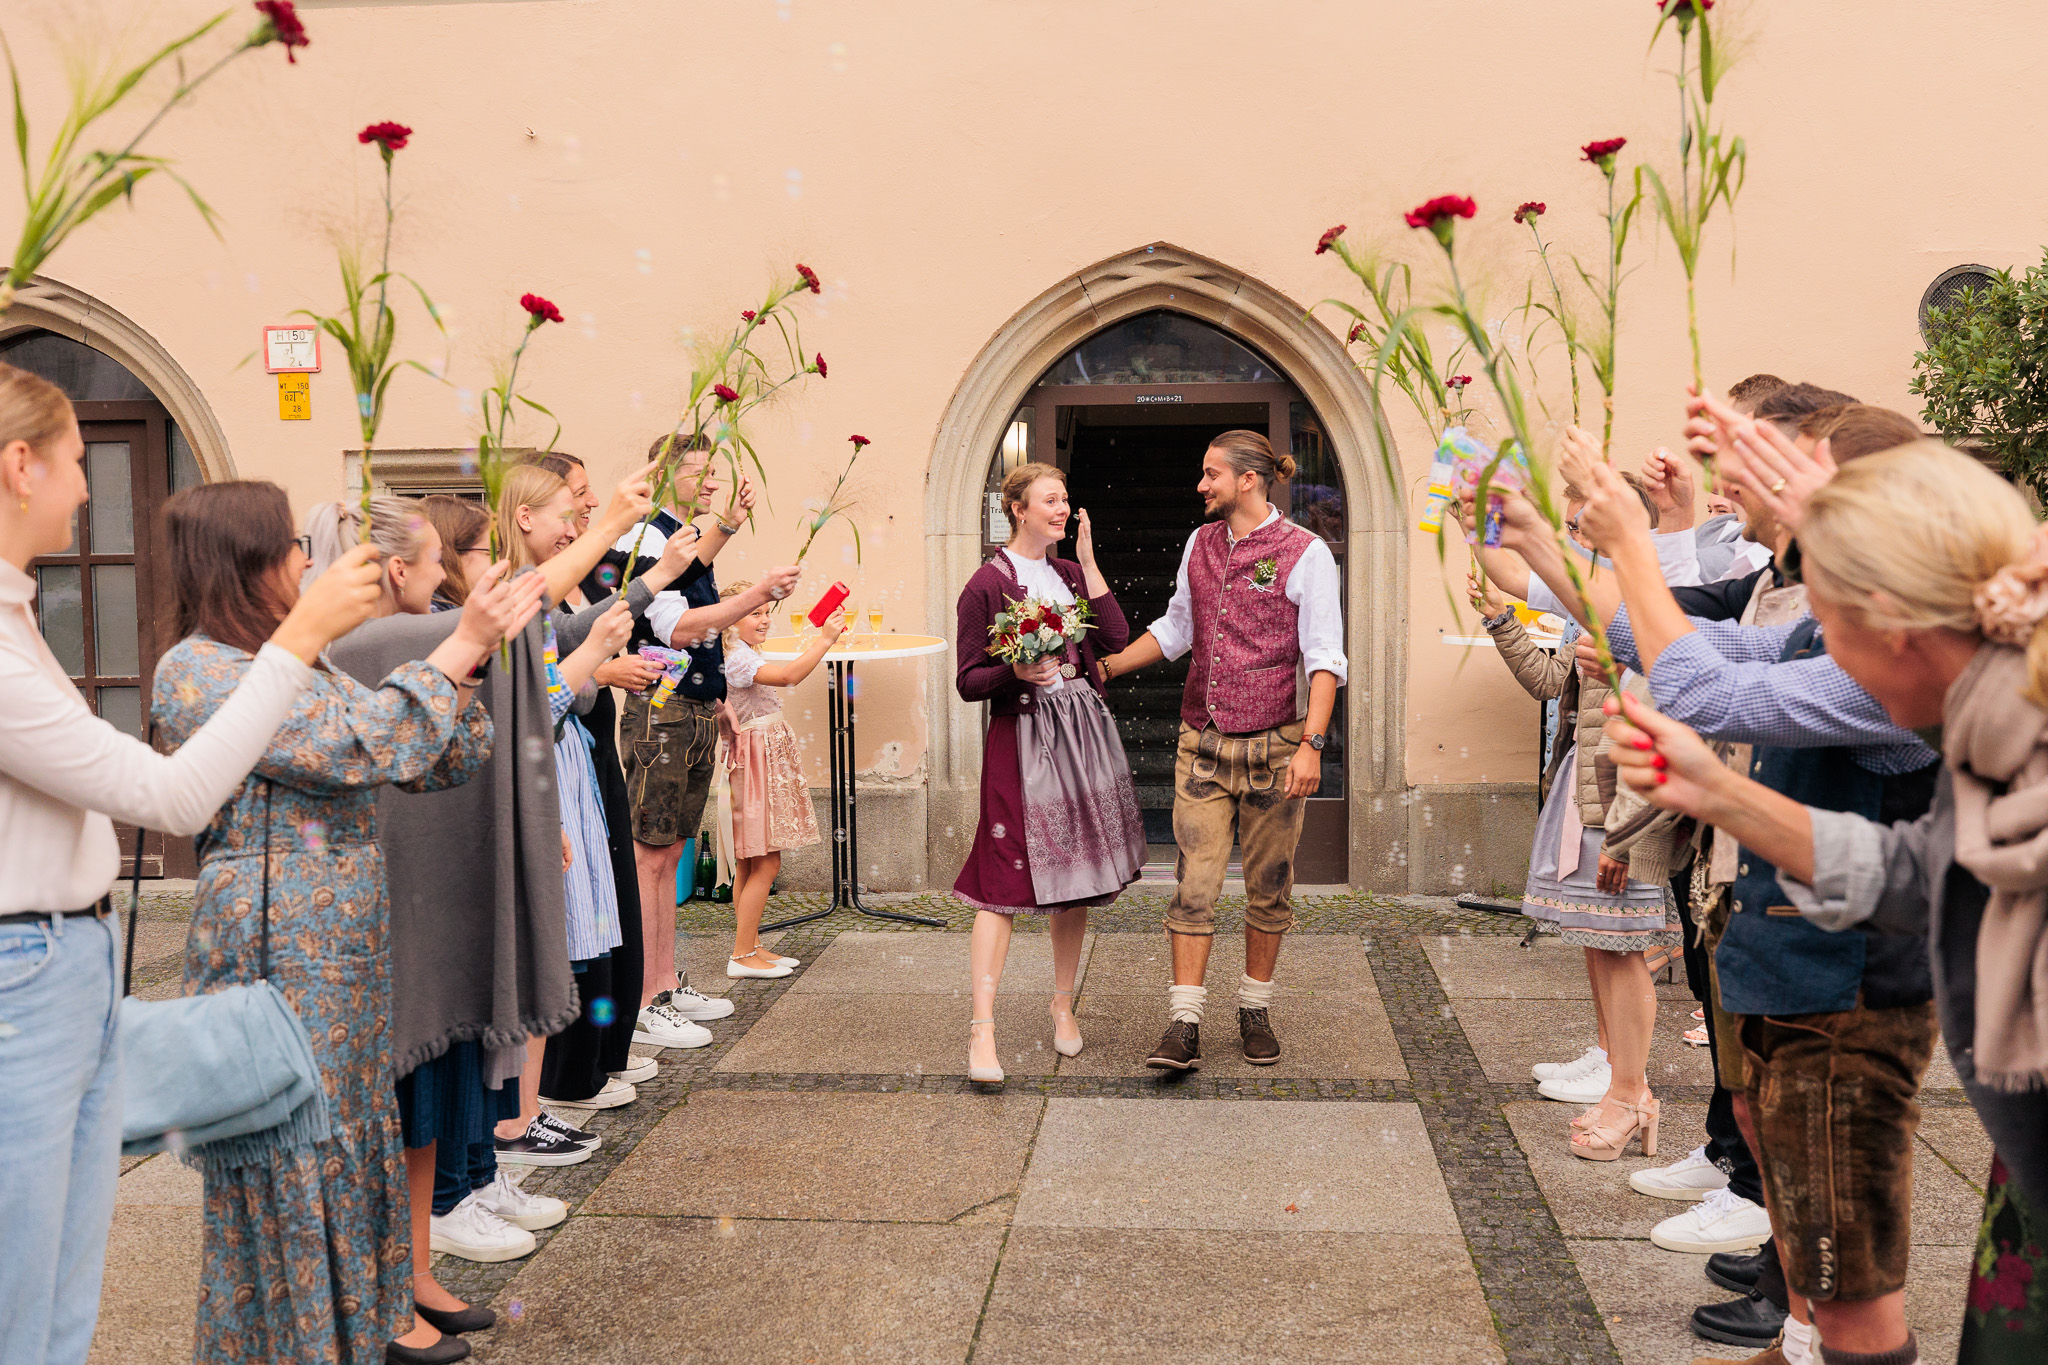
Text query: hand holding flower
1574 460 1654 557
600 460 660 539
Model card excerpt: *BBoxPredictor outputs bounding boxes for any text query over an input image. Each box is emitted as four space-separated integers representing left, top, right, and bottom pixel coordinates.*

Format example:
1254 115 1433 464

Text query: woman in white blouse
0 363 383 1365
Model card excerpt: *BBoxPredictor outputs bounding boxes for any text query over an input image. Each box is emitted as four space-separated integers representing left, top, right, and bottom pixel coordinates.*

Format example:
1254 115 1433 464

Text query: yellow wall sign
278 373 311 420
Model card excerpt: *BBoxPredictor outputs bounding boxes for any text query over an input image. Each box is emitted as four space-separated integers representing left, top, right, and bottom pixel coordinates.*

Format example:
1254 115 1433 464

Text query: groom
1098 430 1346 1069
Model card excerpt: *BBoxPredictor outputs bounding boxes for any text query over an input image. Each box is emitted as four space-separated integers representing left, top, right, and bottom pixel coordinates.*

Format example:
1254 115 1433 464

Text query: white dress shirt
615 519 702 647
1525 527 1706 617
1149 509 1348 684
0 561 314 912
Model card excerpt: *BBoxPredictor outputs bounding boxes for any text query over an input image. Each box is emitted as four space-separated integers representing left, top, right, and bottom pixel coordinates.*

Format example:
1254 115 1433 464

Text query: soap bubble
828 41 848 72
299 820 327 852
635 248 653 275
508 1300 524 1322
523 736 548 763
588 995 616 1026
784 168 803 199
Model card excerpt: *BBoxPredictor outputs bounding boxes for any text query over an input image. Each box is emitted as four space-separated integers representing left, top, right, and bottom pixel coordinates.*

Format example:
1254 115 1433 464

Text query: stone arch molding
0 274 235 481
922 241 1409 886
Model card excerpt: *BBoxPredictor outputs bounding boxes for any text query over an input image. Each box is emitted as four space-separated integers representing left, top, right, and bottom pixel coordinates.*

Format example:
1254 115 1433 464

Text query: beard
1204 487 1238 522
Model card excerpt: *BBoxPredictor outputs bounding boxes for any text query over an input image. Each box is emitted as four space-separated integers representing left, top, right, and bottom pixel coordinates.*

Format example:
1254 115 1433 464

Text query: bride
951 462 1146 1084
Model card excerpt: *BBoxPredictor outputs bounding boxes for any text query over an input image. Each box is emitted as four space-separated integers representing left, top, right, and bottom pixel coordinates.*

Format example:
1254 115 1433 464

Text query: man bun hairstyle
1209 429 1296 493
999 460 1066 536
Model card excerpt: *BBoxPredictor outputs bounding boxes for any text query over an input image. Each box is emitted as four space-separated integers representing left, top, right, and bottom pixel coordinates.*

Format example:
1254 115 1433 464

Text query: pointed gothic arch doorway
926 244 1410 892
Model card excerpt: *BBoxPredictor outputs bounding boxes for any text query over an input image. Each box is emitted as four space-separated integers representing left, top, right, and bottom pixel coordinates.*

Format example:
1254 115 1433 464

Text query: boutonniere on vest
1248 557 1280 591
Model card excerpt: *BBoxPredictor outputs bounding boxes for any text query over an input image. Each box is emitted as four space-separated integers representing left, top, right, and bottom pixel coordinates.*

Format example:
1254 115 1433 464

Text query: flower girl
717 584 839 978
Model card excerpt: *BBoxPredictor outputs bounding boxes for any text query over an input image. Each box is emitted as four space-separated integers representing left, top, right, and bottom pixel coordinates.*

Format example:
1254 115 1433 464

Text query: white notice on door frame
987 491 1006 543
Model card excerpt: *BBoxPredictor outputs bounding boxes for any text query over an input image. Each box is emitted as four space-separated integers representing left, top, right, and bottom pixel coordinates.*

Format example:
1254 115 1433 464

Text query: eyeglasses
290 534 313 557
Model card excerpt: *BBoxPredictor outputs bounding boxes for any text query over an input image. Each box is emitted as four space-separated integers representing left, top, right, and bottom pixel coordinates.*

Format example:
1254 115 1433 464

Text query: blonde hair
1798 439 2047 694
494 464 570 573
302 496 432 584
719 579 758 653
1000 461 1065 537
0 361 76 460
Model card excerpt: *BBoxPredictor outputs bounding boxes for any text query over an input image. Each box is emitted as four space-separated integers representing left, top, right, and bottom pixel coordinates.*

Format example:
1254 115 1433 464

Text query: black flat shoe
1705 1248 1766 1295
386 1333 471 1364
416 1302 497 1335
1691 1290 1788 1348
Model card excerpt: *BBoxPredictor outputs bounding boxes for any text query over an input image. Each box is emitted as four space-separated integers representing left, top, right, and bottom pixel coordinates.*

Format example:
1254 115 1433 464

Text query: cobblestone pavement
92 890 1986 1365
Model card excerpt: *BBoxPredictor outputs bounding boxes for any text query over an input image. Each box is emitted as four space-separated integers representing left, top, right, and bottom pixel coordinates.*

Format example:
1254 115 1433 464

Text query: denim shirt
1715 618 1939 1016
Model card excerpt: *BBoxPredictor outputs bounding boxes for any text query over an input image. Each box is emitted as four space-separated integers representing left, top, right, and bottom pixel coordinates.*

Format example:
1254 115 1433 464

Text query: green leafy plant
476 292 565 554
293 121 445 521
794 434 868 564
1513 201 1583 429
622 265 830 587
1311 226 1469 440
1641 0 1745 392
1911 252 2048 498
2 2 309 314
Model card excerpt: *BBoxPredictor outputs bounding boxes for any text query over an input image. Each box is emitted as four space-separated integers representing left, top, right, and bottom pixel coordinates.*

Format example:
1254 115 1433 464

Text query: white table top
757 633 949 662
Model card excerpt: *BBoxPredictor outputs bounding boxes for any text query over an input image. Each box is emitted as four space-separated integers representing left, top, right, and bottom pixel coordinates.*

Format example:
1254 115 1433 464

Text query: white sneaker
1650 1187 1772 1254
555 1077 634 1110
610 1054 659 1085
1630 1145 1733 1201
1536 1063 1611 1104
430 1191 539 1262
1532 1046 1606 1083
634 994 714 1049
471 1169 567 1232
666 983 735 1021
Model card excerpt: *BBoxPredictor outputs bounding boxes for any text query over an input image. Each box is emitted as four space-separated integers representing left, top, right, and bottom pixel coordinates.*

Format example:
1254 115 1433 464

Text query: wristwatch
1304 732 1326 751
715 518 744 536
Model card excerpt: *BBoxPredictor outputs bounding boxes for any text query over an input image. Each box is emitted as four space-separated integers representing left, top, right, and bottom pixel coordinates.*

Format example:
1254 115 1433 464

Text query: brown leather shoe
1690 1339 1786 1365
1144 1020 1201 1071
1238 1007 1280 1064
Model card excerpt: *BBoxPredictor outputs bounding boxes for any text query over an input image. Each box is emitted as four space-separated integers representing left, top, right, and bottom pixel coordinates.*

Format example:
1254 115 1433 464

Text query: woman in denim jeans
0 363 382 1365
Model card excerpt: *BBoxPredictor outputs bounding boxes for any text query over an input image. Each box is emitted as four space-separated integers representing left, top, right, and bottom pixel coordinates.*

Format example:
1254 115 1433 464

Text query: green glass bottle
694 831 716 902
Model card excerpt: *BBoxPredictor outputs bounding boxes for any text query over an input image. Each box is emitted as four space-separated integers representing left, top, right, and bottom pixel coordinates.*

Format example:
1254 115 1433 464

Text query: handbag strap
258 779 273 980
118 754 274 997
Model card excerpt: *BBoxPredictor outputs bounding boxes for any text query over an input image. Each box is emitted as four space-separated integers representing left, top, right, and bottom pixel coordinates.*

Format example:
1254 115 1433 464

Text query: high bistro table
756 631 949 931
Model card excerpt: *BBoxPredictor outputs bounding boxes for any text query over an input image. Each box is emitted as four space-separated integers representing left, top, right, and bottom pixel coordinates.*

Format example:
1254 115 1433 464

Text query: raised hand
454 562 548 652
757 564 801 602
1718 414 1836 533
1075 508 1097 568
1601 690 1720 814
1466 564 1505 616
1573 460 1653 556
589 599 634 657
272 543 383 662
729 472 757 518
1556 424 1603 495
1640 447 1696 531
599 459 659 538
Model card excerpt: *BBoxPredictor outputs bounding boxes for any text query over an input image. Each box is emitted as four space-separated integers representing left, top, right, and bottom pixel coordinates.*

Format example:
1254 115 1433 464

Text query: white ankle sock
1590 1046 1609 1063
1167 984 1207 1025
1238 973 1275 1011
1782 1316 1816 1365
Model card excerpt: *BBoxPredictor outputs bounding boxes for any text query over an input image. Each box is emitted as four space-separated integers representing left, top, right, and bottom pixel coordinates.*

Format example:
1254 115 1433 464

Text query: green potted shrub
1911 250 2048 497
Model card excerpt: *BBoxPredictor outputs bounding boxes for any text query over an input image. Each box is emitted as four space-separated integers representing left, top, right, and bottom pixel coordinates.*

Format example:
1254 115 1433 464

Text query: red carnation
1514 201 1546 224
1404 195 1477 252
814 352 827 379
795 263 821 294
1043 609 1064 631
1315 224 1347 255
1582 137 1628 176
1447 375 1473 391
357 121 411 154
519 293 563 325
1346 322 1366 345
849 434 870 449
713 383 740 404
251 2 308 62
740 310 756 323
1657 0 1713 12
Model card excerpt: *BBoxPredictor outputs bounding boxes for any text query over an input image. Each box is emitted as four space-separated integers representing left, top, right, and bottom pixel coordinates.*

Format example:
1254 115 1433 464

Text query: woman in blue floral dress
152 482 543 1365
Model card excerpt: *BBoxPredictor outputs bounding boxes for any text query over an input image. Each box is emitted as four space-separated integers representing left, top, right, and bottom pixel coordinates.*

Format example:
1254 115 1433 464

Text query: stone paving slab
583 1090 1041 1222
1457 997 1716 1089
1423 932 1692 1001
1081 931 1377 996
789 929 1096 996
1014 1098 1455 1234
1917 1105 1995 1193
712 992 1065 1076
87 1206 199 1365
476 1217 1001 1364
974 1227 1504 1365
1053 993 1407 1080
1510 1099 1981 1246
114 1153 203 1207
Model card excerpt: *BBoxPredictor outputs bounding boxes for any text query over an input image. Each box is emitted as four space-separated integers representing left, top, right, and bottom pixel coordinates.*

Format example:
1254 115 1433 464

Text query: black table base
763 659 944 931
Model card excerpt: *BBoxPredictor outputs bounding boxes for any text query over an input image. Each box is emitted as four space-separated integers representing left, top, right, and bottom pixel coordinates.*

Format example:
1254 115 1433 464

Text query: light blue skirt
1520 745 1679 952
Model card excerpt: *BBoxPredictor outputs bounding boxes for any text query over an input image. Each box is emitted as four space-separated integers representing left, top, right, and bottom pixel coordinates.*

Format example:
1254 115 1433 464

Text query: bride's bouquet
987 595 1094 667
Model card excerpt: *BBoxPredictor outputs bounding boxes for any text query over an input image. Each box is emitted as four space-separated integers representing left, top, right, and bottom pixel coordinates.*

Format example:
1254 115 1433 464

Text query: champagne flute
841 605 858 647
868 604 884 646
787 607 805 642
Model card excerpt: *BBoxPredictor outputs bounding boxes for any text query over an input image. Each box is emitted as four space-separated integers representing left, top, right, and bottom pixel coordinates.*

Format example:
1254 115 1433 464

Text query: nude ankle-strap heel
1570 1094 1659 1162
1050 989 1083 1058
968 1018 1005 1085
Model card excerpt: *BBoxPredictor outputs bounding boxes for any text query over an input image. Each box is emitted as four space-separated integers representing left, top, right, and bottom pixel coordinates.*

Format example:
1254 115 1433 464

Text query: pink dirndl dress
717 642 821 863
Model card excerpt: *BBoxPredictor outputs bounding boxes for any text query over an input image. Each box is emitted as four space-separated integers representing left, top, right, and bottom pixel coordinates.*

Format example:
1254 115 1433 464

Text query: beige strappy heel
1571 1094 1660 1161
968 1018 1004 1085
1050 989 1083 1058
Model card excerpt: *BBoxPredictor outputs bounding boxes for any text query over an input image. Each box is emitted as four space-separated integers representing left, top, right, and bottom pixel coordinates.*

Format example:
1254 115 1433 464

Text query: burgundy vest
1181 515 1315 733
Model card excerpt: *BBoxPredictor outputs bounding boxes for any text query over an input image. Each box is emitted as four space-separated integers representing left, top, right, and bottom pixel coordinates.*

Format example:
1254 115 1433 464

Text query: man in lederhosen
1099 430 1347 1069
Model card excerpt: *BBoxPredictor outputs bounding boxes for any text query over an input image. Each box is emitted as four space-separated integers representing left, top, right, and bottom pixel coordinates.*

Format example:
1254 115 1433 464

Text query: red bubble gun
806 581 850 627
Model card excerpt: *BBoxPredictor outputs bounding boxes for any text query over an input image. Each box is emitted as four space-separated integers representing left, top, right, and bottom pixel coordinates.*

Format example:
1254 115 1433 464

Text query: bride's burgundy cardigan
954 553 1131 719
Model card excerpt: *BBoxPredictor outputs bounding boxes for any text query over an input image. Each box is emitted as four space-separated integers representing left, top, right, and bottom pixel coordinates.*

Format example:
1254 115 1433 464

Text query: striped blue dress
545 618 622 964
